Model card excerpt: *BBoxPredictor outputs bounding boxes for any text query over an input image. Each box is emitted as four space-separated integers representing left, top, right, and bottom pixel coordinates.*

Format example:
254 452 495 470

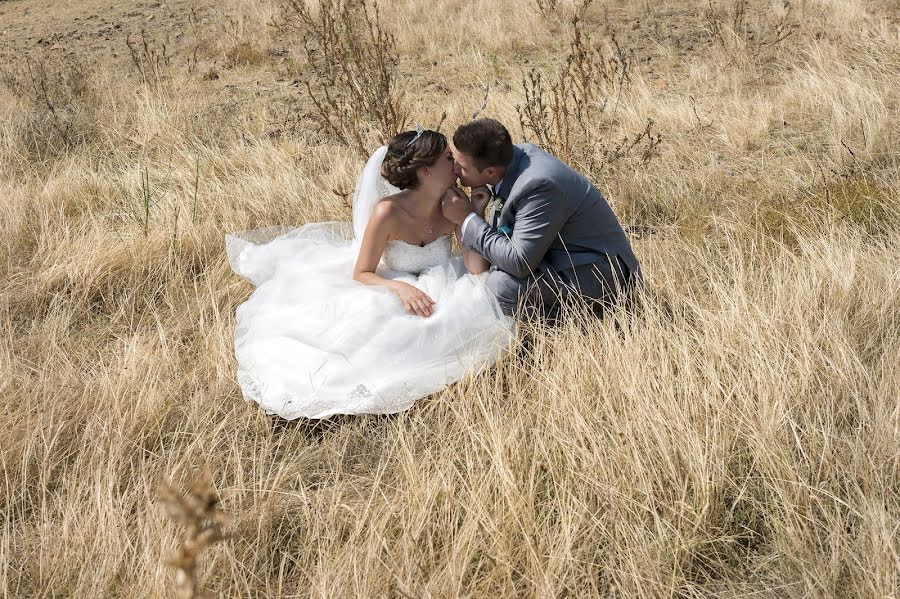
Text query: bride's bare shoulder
373 194 412 219
367 197 408 235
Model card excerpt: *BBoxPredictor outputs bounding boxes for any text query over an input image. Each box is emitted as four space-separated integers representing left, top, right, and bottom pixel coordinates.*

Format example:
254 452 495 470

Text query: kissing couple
226 118 641 419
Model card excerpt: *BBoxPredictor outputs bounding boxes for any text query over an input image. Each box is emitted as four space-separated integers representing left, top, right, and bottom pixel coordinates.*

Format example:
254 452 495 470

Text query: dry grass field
1 0 899 596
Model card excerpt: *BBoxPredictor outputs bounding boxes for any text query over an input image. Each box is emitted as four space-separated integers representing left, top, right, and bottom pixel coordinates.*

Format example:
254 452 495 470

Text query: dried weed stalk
126 29 172 87
0 55 98 159
279 0 408 157
517 1 661 176
534 0 560 20
158 469 229 599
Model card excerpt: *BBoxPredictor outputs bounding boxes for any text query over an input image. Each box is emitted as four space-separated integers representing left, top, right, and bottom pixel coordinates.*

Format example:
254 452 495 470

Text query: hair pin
405 123 425 148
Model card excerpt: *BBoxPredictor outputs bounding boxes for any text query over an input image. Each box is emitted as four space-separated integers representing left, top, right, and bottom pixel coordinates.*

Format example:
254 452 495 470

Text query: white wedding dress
226 147 515 419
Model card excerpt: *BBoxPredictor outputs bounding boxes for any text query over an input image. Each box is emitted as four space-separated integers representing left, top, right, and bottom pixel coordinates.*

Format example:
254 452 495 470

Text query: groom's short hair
453 118 513 171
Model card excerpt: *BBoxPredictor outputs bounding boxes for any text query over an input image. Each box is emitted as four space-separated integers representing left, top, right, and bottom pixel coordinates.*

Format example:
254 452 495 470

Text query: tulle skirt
226 222 515 419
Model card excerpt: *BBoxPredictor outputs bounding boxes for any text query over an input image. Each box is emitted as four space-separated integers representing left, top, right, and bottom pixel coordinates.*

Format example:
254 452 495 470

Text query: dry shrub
517 1 661 178
0 55 99 160
276 0 408 157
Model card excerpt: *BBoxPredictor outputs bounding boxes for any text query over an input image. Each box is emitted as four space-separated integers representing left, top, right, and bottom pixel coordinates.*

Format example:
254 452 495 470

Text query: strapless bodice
382 235 452 274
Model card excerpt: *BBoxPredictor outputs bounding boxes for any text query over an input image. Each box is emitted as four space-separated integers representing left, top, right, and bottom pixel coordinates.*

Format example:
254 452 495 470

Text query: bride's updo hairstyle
381 129 447 190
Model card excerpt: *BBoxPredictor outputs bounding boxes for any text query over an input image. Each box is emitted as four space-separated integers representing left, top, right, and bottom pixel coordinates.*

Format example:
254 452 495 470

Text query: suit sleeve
461 181 567 279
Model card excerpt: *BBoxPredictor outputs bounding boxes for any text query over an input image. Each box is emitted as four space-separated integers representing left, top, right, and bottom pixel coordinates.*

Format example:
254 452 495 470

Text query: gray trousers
486 254 638 322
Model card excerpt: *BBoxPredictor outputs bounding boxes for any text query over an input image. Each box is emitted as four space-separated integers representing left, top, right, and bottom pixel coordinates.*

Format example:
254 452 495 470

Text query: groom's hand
441 187 474 225
470 186 491 217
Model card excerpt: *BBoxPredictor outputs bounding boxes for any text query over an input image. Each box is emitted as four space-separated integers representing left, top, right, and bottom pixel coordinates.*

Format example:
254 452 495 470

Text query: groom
441 118 641 320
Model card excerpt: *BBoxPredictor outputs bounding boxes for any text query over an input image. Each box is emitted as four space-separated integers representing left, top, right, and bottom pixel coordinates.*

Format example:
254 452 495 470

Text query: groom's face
452 149 493 188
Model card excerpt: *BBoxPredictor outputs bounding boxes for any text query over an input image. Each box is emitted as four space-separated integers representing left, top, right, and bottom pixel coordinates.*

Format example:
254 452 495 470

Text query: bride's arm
353 202 435 317
453 186 491 275
456 224 491 274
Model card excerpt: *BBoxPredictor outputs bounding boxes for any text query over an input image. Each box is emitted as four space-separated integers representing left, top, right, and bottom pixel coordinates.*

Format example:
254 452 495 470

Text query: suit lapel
491 145 526 232
496 145 525 202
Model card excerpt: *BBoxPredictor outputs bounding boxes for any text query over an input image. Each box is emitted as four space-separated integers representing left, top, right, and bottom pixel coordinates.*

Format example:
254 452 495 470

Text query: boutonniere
493 193 507 214
486 192 508 229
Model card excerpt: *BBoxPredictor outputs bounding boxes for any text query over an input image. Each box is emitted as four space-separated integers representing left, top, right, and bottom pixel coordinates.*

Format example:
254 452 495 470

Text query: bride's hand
394 282 435 317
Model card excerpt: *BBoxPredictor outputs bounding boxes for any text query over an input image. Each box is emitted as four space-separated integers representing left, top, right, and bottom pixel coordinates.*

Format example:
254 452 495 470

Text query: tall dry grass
1 0 899 596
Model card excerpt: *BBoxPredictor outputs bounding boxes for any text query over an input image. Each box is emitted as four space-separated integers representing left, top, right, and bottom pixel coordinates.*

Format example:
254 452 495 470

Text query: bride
226 128 515 419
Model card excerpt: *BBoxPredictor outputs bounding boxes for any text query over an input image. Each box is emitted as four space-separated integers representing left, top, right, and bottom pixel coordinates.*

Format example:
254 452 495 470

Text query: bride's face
426 146 458 189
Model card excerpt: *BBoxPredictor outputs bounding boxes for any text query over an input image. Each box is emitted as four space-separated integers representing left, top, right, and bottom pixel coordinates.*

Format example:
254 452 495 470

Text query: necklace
422 211 437 236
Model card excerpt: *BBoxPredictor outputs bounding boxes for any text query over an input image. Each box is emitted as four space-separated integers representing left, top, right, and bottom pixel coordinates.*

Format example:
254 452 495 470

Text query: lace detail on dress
349 384 373 401
238 369 419 418
238 368 290 415
382 235 452 274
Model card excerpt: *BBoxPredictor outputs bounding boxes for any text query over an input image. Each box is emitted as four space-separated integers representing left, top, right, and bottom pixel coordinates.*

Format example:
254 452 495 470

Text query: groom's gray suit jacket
461 143 639 312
